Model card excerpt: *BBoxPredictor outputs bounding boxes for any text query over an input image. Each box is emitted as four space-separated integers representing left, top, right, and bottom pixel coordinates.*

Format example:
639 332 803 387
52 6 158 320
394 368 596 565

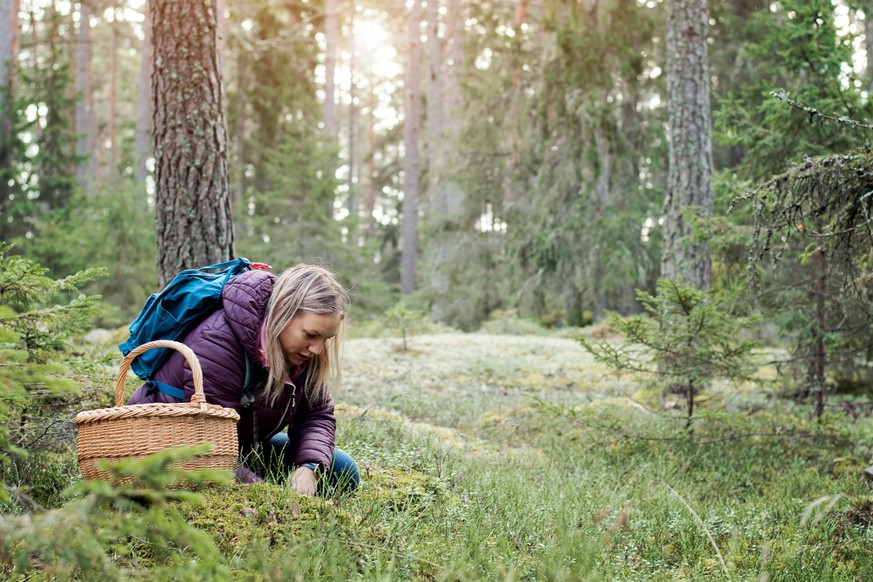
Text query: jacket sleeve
151 311 248 412
287 388 336 468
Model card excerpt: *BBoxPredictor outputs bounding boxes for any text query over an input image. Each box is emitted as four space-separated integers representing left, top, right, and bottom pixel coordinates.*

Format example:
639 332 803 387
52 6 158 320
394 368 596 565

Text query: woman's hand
290 466 318 496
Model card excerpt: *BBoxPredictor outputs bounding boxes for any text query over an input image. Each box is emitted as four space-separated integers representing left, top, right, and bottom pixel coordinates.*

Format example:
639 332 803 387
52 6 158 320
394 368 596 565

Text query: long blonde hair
262 264 348 405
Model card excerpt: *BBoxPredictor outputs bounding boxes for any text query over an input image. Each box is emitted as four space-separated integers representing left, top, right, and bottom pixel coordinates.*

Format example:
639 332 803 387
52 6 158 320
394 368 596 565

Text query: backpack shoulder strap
241 351 259 407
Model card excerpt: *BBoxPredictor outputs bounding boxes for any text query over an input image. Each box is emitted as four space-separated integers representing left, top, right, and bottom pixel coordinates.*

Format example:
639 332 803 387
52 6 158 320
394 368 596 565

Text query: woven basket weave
75 340 241 481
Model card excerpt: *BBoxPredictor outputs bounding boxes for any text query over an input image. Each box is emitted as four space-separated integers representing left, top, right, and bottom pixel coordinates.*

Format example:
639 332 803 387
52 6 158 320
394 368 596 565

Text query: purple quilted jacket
126 270 336 468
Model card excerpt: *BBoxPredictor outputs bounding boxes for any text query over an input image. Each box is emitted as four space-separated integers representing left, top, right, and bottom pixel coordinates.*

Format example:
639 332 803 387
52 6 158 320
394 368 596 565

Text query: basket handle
115 340 206 408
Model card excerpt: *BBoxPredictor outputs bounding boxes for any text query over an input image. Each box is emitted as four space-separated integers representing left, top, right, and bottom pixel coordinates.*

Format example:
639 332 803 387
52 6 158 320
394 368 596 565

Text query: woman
127 264 359 495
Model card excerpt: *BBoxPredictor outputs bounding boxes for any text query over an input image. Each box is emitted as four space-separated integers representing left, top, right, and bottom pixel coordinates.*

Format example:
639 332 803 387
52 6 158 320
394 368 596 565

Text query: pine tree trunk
323 0 339 138
347 8 357 216
662 0 713 290
108 3 119 183
135 0 152 188
75 1 97 194
443 0 464 222
0 0 18 140
402 0 422 295
809 249 828 419
365 89 377 238
427 0 447 318
232 51 248 210
0 0 19 242
151 0 234 287
502 0 527 206
866 0 873 91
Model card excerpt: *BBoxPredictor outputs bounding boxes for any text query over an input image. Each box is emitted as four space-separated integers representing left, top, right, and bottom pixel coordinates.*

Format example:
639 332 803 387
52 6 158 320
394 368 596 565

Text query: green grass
3 332 873 580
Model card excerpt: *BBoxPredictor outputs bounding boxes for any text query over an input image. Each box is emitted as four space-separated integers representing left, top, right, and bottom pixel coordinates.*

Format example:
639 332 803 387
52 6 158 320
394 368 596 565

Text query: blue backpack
118 258 256 399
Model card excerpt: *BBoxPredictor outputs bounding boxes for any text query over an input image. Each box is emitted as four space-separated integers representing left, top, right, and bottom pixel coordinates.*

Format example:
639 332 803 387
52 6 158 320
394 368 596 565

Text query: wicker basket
75 340 241 481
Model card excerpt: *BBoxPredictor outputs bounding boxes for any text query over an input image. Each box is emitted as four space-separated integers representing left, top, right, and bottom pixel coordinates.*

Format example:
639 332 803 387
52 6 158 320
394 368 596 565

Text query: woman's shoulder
221 269 276 354
222 270 275 314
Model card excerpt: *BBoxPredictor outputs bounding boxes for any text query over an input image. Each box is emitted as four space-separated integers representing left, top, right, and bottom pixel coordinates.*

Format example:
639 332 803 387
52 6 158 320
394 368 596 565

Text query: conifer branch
770 90 873 131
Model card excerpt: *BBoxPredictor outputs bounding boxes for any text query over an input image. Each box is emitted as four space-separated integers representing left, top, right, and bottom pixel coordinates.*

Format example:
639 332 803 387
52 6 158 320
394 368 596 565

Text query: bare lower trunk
811 251 827 419
662 0 713 290
152 0 234 286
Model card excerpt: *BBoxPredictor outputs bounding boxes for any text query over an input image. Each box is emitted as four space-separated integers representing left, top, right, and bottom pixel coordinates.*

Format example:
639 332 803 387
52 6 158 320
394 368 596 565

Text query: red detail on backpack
251 262 272 271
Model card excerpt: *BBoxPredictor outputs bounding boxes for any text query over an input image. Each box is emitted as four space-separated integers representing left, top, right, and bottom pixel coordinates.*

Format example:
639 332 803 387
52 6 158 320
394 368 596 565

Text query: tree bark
347 6 357 216
151 0 234 287
0 0 19 241
866 0 873 91
108 2 119 182
402 0 422 295
426 0 447 317
75 1 97 194
809 249 828 419
365 88 377 238
502 0 527 206
323 0 339 138
135 0 152 188
662 0 713 290
0 0 18 135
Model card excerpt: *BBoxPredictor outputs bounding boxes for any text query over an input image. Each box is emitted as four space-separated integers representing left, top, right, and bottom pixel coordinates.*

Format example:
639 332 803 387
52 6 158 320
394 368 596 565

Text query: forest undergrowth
3 329 873 580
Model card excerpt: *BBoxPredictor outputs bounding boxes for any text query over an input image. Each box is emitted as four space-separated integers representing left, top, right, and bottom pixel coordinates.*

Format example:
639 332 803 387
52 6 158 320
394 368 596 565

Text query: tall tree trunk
107 2 119 183
444 0 464 223
135 0 152 188
365 88 377 238
426 0 448 318
662 0 713 289
865 1 873 91
232 50 248 210
0 0 18 139
808 249 828 419
75 1 97 194
402 0 422 295
347 7 356 216
151 0 234 287
502 0 527 206
323 0 339 138
216 0 227 72
0 0 19 242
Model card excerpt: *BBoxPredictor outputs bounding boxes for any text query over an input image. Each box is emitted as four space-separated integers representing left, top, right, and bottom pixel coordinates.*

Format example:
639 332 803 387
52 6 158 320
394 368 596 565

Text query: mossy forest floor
5 331 873 580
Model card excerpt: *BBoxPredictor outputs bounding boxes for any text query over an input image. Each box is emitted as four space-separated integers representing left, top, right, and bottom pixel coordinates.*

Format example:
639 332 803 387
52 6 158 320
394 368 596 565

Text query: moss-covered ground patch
4 332 873 579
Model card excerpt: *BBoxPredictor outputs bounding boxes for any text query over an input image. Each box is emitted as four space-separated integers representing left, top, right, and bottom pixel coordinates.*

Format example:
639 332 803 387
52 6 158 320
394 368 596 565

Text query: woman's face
279 311 342 366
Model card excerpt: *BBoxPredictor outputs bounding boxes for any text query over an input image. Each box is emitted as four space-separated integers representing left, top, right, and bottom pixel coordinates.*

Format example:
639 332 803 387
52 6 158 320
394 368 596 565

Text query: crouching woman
127 264 360 495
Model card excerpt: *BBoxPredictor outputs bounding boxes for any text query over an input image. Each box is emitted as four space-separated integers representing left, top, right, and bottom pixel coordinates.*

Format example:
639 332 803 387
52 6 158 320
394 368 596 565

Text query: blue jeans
262 432 360 493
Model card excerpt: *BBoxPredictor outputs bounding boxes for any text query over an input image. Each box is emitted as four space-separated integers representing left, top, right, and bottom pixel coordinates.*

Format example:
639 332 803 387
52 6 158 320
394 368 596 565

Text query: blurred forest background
4 0 873 406
6 1 873 577
3 0 873 426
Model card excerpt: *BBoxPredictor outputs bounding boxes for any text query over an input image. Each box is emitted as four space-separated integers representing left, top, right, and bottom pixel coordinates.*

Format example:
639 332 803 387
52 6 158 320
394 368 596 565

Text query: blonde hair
262 264 348 405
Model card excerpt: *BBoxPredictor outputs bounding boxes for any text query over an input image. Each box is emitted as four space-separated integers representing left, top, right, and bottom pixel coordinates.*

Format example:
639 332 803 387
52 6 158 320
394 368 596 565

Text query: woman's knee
329 447 360 492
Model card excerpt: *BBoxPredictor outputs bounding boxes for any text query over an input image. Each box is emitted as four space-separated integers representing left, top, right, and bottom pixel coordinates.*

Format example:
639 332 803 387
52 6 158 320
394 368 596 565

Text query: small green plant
0 445 233 580
578 280 761 431
0 243 105 502
384 301 427 351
